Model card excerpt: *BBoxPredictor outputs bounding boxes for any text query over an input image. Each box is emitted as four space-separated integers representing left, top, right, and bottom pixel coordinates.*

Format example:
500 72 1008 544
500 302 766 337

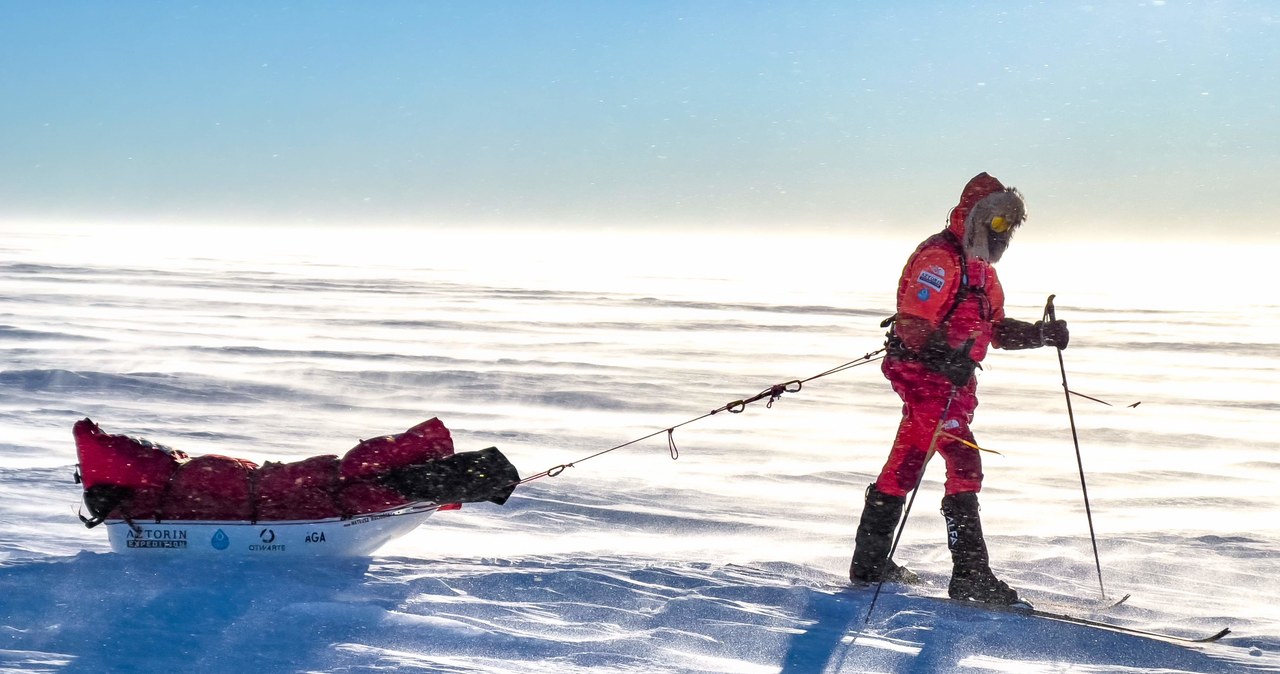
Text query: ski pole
1045 294 1107 599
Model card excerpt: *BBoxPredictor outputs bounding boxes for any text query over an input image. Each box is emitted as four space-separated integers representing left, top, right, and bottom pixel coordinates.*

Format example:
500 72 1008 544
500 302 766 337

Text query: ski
1030 591 1130 615
938 596 1231 645
849 578 1218 647
851 582 1228 645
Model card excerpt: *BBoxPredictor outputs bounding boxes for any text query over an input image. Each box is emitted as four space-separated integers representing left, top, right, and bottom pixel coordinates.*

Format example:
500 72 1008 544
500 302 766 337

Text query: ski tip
1107 592 1132 608
1195 627 1232 643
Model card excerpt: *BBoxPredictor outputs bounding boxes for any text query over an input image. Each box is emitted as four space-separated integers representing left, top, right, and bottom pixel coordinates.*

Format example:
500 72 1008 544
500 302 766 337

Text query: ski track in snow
1 225 1278 673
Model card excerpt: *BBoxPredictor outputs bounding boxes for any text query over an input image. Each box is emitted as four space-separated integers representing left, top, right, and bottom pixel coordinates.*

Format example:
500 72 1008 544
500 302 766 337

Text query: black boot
850 485 917 584
941 492 1020 604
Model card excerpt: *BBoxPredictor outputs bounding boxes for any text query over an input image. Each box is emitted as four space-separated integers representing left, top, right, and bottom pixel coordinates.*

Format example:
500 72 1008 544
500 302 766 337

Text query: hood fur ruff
949 172 1026 263
948 172 1006 237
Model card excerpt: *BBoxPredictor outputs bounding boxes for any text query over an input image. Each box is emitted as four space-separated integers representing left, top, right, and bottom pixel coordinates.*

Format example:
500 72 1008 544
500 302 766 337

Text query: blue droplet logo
211 529 230 551
917 288 931 301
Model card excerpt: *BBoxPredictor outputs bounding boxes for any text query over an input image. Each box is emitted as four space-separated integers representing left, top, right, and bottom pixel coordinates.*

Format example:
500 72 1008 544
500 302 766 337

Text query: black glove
938 347 978 386
996 318 1070 350
920 333 978 386
1039 318 1069 349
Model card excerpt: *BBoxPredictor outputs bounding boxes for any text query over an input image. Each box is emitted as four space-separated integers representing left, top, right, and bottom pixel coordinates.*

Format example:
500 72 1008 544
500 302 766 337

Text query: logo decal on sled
126 528 189 549
211 529 230 550
250 528 286 552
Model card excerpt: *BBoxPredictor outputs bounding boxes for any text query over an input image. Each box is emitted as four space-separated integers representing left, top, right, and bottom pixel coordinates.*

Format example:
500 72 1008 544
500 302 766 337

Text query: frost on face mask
964 189 1025 263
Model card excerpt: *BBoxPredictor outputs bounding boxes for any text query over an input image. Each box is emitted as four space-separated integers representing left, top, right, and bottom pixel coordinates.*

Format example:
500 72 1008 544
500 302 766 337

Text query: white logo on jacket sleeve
917 266 946 292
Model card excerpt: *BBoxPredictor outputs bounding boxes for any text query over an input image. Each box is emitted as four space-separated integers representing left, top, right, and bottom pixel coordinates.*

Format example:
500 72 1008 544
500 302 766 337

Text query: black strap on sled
77 484 133 529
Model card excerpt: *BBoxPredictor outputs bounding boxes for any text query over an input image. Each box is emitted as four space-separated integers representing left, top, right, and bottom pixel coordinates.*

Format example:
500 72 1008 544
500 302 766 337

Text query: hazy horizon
2 2 1277 238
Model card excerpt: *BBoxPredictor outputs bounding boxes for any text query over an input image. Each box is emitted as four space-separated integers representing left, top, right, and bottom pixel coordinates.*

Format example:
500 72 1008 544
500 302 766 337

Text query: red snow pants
874 357 984 497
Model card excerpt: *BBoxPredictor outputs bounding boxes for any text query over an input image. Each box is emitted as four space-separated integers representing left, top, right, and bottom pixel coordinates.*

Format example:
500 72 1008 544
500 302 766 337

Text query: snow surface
1 223 1277 673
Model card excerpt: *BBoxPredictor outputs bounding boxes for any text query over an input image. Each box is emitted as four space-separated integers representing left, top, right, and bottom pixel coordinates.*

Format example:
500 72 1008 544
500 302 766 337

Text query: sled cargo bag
337 417 459 514
72 416 519 526
162 454 259 520
73 418 188 523
255 455 344 520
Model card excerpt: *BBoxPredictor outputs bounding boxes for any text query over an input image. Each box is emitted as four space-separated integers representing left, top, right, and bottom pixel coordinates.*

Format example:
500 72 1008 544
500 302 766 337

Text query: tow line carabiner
767 380 803 408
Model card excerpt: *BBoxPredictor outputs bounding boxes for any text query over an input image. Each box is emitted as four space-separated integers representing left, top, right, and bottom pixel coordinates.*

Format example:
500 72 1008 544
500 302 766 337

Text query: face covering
963 189 1025 263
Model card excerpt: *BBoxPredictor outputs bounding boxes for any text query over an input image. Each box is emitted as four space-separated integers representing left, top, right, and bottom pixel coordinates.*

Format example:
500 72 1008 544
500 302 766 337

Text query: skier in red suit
850 172 1069 604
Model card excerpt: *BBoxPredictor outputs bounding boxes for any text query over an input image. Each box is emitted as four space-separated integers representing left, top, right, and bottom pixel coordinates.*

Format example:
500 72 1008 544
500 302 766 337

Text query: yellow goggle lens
990 216 1011 233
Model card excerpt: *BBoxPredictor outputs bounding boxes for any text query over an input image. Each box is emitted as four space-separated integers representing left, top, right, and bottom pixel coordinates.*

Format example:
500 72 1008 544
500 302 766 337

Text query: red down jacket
73 417 459 523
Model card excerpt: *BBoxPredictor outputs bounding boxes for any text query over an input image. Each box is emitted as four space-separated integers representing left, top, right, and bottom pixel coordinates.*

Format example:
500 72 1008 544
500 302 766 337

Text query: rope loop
666 429 679 460
547 464 569 477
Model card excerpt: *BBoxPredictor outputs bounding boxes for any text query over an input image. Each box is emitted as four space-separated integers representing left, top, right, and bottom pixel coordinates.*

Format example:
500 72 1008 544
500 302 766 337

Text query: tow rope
517 347 887 486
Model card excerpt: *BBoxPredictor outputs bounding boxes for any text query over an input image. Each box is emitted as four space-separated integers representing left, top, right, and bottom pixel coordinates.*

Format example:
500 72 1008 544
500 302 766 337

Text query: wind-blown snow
1 223 1277 673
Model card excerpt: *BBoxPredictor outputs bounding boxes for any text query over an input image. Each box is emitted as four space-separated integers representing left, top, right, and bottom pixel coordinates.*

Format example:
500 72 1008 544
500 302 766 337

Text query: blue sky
1 1 1276 238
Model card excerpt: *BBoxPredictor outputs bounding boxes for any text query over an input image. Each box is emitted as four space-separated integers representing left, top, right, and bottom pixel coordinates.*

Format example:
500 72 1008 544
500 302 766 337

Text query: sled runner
72 417 520 556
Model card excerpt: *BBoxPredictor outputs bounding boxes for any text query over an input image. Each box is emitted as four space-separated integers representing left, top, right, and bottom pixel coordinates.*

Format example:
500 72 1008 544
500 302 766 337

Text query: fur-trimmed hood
948 172 1007 237
948 172 1026 263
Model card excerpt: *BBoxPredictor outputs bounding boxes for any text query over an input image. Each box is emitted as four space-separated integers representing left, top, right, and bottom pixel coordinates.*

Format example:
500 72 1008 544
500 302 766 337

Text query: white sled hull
104 503 438 557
